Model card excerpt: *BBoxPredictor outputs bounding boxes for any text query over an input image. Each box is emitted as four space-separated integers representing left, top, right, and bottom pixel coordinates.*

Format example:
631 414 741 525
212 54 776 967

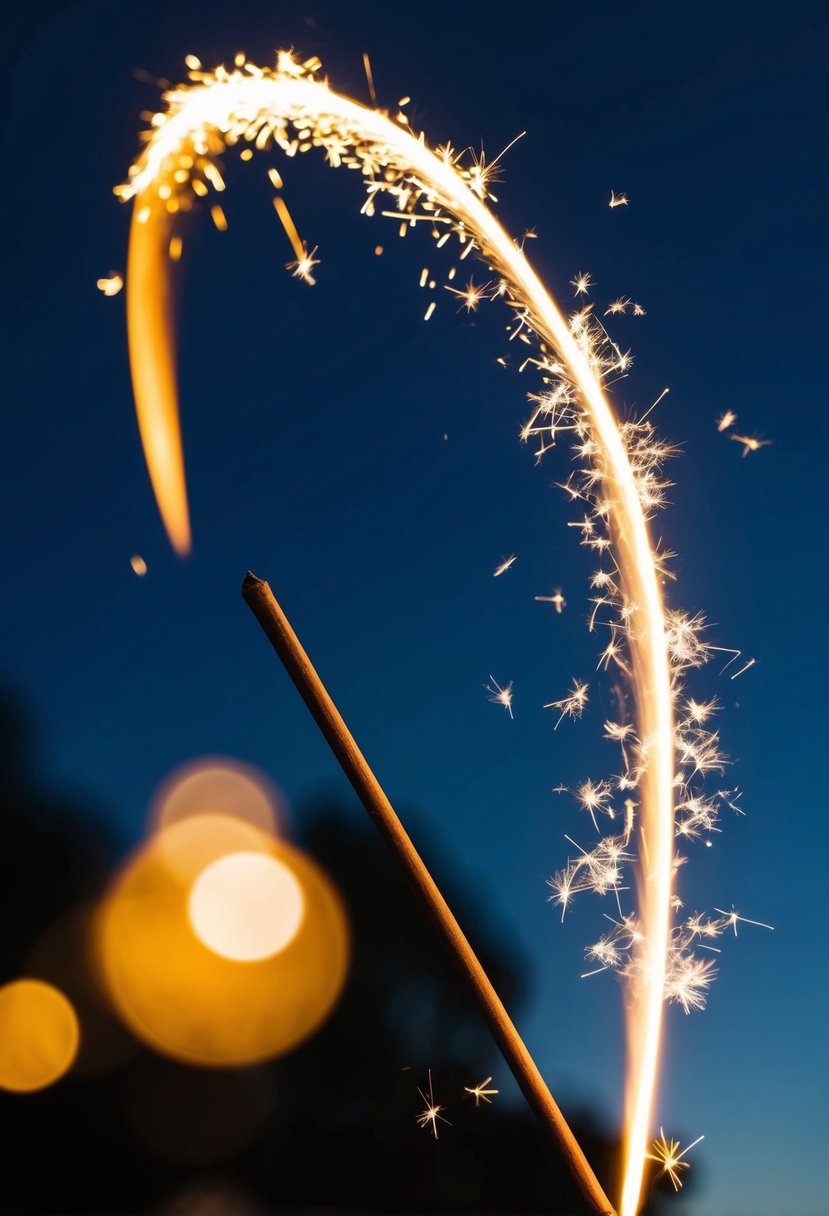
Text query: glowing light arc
123 67 674 1215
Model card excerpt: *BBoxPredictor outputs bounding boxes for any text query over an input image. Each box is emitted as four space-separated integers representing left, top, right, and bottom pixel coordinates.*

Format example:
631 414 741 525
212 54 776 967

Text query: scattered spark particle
445 277 486 311
716 410 737 431
609 190 629 208
632 303 646 316
267 167 284 189
374 245 383 255
485 676 514 719
168 235 183 262
731 432 772 456
646 1129 704 1191
424 300 436 321
464 1077 498 1106
571 271 593 296
544 678 589 728
184 54 201 71
210 204 228 232
493 554 517 577
712 907 774 936
535 589 566 613
96 272 123 296
730 657 756 680
362 51 377 107
605 297 631 316
289 245 320 285
239 148 253 161
416 1071 450 1138
130 555 147 576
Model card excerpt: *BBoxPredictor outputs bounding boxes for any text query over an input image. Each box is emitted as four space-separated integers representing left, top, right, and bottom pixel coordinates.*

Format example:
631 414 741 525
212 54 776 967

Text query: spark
464 1076 498 1106
544 678 589 728
96 272 123 296
289 245 319 285
716 409 737 432
416 1071 450 1138
713 907 774 936
130 554 147 576
731 432 772 457
445 276 487 311
535 589 565 613
571 271 593 296
609 190 630 208
493 554 516 577
485 676 514 719
646 1128 704 1191
605 297 631 316
362 51 377 108
632 303 646 316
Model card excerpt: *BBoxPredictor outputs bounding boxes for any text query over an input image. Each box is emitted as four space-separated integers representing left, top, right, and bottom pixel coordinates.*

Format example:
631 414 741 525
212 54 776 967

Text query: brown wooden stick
242 572 616 1216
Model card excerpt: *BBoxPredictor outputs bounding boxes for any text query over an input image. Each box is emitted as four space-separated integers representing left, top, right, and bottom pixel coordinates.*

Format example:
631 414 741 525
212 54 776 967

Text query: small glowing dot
130 555 148 576
96 273 123 297
374 245 383 256
189 851 305 962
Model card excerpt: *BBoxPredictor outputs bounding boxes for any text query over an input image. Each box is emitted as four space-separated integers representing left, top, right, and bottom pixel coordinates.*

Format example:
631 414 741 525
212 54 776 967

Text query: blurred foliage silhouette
0 690 691 1214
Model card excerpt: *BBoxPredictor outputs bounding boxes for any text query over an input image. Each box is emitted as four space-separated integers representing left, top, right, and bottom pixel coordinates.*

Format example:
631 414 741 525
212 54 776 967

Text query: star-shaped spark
713 906 775 936
288 244 320 285
731 432 772 457
716 409 737 432
570 270 593 296
464 1076 498 1106
416 1071 451 1138
535 589 566 613
485 676 514 719
544 677 589 727
646 1128 704 1191
493 554 517 577
609 190 629 208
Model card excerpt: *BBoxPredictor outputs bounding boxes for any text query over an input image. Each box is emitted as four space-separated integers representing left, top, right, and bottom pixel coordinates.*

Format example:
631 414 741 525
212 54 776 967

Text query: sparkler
116 50 756 1213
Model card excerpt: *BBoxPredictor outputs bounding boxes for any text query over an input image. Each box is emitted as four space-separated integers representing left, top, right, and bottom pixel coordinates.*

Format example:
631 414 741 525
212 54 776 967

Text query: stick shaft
242 572 615 1216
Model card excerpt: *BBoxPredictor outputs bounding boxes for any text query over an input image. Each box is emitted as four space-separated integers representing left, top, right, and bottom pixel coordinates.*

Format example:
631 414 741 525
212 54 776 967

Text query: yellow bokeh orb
0 979 79 1093
96 814 348 1067
188 851 305 962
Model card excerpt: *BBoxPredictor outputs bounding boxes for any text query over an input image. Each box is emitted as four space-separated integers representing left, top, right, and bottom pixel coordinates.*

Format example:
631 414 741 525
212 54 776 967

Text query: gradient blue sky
2 2 828 1213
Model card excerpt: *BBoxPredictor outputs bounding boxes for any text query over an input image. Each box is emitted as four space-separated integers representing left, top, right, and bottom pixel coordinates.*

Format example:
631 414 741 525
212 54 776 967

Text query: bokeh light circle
0 978 80 1093
97 814 348 1067
188 851 305 962
151 757 284 839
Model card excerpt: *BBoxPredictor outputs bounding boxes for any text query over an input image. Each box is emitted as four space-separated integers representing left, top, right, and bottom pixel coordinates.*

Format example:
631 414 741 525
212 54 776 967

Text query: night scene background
2 2 827 1215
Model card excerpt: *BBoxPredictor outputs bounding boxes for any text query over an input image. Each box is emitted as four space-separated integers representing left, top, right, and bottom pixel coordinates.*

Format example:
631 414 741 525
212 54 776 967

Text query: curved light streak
121 64 674 1214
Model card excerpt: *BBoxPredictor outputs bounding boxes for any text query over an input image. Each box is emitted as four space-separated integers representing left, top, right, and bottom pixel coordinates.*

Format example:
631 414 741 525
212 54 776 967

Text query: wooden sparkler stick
242 572 616 1216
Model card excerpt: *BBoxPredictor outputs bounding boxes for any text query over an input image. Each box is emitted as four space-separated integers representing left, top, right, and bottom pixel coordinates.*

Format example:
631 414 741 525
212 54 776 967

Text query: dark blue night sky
2 2 828 1213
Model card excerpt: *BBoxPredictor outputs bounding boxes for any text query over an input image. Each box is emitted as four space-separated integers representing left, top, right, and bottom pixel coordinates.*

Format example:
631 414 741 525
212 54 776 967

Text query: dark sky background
2 2 828 1214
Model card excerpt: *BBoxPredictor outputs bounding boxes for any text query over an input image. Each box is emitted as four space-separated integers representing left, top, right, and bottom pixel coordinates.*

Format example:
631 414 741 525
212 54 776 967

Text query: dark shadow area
0 690 689 1215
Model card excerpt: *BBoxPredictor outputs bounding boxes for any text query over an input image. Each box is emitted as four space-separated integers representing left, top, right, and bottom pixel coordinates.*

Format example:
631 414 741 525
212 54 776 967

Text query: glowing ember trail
119 55 676 1214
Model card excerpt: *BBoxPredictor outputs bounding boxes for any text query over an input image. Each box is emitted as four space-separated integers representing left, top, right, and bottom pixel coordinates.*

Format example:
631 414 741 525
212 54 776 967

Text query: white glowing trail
123 70 674 1214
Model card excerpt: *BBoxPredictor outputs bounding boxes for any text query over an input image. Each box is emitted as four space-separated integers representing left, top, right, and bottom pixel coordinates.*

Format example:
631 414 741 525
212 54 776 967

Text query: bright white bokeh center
188 851 305 962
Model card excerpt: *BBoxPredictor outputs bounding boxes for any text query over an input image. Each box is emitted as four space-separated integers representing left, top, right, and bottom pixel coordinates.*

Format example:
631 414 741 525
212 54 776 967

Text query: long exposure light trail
120 57 675 1214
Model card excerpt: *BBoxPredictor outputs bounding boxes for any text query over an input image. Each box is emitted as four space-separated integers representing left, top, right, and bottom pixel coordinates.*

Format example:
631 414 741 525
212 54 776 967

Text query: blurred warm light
130 554 148 576
151 757 283 848
97 814 348 1067
188 851 304 962
0 978 79 1093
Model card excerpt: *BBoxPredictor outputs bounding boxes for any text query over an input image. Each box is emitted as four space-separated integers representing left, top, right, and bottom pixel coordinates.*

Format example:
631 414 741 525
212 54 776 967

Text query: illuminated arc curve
123 70 674 1216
